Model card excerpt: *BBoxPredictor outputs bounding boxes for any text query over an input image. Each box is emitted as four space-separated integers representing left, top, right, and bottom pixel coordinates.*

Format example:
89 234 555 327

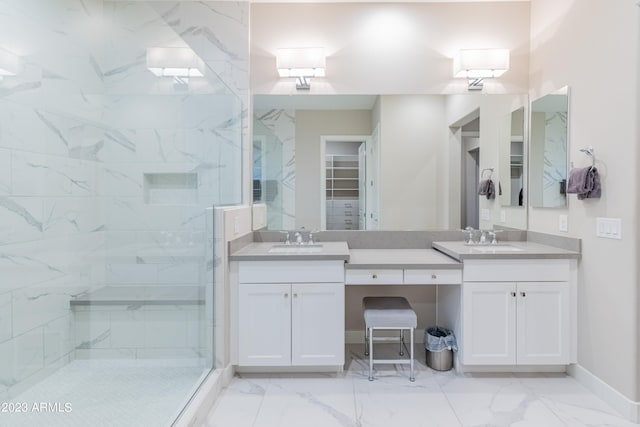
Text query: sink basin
470 245 524 252
268 244 324 253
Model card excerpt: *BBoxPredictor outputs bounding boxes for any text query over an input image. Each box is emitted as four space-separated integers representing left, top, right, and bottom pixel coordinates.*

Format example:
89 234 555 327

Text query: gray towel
567 166 601 199
478 179 496 199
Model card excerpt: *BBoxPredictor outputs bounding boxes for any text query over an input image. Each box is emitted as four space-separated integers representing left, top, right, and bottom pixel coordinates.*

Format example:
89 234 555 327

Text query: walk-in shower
0 1 246 425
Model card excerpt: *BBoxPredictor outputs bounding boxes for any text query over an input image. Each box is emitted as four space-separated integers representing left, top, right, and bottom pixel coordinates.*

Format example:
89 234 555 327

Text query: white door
291 283 345 366
462 282 516 365
358 143 366 229
238 283 291 366
516 282 570 365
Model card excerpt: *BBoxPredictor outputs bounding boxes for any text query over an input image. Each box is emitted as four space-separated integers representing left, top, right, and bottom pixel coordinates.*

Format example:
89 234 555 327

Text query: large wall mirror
253 94 528 231
529 86 569 208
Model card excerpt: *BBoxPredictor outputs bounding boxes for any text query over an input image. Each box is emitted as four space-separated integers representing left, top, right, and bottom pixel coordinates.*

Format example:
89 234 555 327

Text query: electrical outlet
559 214 568 232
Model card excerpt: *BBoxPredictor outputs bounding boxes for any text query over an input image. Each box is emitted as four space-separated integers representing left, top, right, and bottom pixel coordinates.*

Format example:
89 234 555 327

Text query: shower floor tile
4 359 206 427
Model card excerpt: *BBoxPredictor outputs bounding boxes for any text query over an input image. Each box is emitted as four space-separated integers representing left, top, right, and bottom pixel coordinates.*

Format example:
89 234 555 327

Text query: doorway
320 136 370 230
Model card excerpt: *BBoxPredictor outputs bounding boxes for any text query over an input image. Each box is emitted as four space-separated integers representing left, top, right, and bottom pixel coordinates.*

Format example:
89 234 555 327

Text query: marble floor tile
204 345 640 427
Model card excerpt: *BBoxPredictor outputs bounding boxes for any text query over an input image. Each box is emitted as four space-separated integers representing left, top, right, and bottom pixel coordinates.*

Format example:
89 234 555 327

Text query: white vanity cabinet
237 260 345 367
461 259 575 367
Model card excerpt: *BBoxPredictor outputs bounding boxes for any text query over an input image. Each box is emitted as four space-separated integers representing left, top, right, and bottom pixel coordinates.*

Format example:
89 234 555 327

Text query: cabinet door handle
521 291 526 297
511 292 516 297
431 274 437 279
284 293 289 298
293 293 298 298
372 274 378 279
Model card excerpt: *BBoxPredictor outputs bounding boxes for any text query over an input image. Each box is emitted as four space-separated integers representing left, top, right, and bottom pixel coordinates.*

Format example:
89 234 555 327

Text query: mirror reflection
499 107 526 207
253 94 528 231
529 87 569 208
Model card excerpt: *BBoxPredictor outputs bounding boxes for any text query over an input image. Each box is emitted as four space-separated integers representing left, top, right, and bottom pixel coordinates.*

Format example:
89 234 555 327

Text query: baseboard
173 363 235 427
568 364 640 423
345 330 426 345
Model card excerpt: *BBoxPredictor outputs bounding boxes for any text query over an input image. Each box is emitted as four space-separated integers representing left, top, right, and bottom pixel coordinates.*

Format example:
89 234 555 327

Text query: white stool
363 296 417 382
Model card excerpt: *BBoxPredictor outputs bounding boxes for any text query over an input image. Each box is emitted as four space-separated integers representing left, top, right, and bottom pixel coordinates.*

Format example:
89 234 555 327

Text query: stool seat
362 296 416 382
363 297 417 328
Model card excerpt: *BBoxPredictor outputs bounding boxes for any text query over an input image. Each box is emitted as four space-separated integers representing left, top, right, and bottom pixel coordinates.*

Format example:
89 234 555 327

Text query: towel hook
579 146 595 167
481 168 494 179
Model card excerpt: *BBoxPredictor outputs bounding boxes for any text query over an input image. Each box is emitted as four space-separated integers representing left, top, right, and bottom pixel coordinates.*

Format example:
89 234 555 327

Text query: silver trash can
424 326 457 371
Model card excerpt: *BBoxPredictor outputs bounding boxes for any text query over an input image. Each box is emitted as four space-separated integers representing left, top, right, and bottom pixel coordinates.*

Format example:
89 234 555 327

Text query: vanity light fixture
0 48 23 82
453 48 510 90
276 47 325 90
146 47 205 83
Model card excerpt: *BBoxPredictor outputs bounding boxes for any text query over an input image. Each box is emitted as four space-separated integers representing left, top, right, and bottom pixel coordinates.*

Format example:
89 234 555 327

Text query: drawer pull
294 293 298 298
372 274 378 279
431 274 437 279
284 293 289 298
511 292 516 297
521 291 526 297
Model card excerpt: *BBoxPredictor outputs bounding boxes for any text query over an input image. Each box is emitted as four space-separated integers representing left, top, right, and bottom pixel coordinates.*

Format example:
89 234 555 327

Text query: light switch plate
234 216 240 234
481 209 490 221
559 214 568 232
596 217 622 239
500 210 506 223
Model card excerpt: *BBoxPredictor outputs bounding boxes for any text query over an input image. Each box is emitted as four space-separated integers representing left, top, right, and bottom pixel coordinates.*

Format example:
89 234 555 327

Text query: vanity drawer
345 269 403 285
239 260 344 283
404 269 462 285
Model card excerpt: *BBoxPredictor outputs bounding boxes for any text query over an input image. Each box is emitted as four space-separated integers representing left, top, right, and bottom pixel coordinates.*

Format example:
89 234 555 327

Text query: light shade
146 47 205 78
453 49 510 79
276 47 326 78
0 49 23 76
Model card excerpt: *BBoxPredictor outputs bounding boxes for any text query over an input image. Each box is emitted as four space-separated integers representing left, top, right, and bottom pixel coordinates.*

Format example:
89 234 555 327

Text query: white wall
251 2 530 95
529 0 639 404
378 95 447 229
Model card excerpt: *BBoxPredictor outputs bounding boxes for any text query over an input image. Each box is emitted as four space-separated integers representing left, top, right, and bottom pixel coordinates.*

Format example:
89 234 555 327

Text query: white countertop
432 240 581 261
346 249 461 269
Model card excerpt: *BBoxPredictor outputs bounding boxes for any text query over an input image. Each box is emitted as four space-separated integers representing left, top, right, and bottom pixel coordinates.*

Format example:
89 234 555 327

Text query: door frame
320 135 371 230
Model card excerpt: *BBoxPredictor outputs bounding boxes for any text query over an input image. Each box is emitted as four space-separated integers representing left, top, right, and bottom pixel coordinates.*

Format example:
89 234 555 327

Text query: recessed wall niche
143 173 198 205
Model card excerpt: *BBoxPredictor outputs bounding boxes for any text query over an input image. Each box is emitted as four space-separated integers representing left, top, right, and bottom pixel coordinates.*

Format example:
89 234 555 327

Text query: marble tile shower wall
0 0 248 399
543 112 568 207
254 109 296 230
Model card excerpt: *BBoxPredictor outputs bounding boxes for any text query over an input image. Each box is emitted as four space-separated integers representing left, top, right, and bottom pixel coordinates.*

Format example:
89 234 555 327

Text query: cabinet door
238 283 291 366
291 283 344 366
462 282 516 365
516 282 570 365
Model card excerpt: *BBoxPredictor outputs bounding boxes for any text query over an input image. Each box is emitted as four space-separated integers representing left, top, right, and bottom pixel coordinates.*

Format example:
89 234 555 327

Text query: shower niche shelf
143 173 198 205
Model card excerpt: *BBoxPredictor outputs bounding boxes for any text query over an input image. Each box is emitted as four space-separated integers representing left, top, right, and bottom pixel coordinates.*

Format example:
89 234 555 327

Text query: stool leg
409 328 415 382
368 327 374 381
399 329 404 356
364 327 369 356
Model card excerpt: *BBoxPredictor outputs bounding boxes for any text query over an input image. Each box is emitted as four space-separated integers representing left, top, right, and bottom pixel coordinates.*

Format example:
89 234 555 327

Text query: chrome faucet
463 226 475 245
279 231 291 245
488 231 498 245
294 231 303 244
